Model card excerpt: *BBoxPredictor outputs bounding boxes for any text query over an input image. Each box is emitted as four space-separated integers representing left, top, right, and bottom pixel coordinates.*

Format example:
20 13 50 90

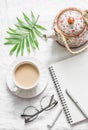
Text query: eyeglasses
21 95 58 123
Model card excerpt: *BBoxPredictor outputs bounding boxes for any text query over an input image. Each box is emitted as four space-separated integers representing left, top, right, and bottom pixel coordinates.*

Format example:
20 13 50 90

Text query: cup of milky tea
13 61 40 91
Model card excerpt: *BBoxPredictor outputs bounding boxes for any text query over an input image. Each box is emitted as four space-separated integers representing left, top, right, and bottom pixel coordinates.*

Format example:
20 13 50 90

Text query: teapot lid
55 8 86 37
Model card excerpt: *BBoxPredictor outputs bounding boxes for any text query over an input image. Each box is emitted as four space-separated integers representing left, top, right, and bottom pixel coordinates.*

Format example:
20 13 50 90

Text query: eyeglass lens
40 95 57 111
22 106 39 122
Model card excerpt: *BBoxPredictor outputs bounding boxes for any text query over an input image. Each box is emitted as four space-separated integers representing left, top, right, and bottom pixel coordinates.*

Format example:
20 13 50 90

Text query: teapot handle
82 10 88 25
56 28 88 54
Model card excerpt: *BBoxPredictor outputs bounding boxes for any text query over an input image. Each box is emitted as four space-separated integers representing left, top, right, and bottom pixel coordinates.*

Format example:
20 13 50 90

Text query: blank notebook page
52 52 88 124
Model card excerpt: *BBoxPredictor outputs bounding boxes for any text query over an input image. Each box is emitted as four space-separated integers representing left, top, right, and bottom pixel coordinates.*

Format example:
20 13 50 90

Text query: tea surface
15 63 39 88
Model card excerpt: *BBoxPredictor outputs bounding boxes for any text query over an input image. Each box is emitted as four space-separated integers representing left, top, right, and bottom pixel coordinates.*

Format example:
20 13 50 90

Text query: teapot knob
68 17 75 24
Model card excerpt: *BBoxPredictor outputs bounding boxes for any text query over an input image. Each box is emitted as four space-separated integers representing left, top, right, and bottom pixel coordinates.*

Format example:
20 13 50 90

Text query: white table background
0 0 88 129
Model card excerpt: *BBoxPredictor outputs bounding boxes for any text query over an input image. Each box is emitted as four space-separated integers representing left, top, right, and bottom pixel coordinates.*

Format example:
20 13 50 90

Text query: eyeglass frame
21 95 58 123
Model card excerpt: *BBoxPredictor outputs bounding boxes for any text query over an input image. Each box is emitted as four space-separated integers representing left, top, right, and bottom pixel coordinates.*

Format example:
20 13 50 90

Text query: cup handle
82 10 88 25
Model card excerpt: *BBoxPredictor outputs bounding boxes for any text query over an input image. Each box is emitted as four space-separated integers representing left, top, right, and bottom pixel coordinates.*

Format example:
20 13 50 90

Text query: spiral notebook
49 53 88 125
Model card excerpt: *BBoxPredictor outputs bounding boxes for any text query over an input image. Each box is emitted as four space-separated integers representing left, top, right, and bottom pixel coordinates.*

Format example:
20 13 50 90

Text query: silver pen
47 108 63 129
65 89 88 119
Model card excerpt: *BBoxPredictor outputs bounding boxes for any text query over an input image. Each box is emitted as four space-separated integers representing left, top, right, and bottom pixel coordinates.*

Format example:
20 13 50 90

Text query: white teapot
44 8 88 54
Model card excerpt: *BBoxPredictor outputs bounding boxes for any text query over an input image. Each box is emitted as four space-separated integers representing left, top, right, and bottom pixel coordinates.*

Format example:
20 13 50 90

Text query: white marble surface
0 0 88 129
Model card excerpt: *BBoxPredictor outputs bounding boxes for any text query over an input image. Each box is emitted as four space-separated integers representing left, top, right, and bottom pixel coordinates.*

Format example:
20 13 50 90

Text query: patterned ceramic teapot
44 8 88 54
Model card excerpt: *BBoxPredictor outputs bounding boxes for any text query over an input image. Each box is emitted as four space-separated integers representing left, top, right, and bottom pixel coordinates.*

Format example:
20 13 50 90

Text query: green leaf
5 11 46 56
9 43 18 55
16 18 31 30
7 30 23 36
29 33 36 49
31 31 39 48
34 27 43 38
35 15 39 25
8 28 16 33
16 42 21 56
15 24 32 33
35 24 47 31
5 37 22 41
26 36 30 53
21 40 24 56
31 11 36 23
7 31 16 35
4 41 17 45
15 24 26 31
23 12 32 26
5 39 19 44
16 17 25 25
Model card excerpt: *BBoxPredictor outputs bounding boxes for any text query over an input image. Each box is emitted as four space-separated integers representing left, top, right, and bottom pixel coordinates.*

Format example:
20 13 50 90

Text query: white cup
13 61 40 93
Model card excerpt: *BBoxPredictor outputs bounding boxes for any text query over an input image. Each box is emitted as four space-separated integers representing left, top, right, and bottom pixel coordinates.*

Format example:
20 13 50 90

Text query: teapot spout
43 30 58 40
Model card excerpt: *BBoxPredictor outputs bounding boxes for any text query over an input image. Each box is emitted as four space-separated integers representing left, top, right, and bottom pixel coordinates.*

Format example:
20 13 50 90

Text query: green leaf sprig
5 11 47 56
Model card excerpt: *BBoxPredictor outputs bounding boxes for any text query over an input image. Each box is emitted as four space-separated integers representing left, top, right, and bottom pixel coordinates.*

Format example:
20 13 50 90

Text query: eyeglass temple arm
49 95 54 106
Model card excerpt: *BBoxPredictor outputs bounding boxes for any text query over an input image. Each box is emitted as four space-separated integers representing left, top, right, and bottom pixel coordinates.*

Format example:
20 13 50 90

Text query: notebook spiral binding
49 66 73 124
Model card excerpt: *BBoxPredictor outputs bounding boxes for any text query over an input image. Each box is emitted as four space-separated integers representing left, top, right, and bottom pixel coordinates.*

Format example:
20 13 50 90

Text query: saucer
6 57 49 98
